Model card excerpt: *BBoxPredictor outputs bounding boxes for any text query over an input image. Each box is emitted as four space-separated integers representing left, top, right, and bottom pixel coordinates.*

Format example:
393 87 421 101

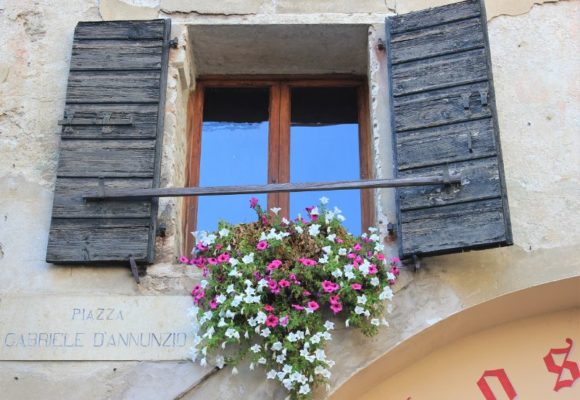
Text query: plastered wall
0 0 578 399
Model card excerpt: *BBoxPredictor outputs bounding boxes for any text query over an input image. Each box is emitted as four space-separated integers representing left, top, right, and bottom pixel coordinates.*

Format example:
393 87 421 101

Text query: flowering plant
181 197 399 399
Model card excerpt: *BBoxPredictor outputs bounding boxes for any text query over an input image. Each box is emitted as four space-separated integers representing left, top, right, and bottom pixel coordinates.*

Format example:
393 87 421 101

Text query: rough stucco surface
0 0 579 399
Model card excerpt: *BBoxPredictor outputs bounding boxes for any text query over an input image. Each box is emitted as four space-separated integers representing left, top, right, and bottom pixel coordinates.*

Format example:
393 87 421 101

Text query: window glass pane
197 87 269 232
289 87 361 234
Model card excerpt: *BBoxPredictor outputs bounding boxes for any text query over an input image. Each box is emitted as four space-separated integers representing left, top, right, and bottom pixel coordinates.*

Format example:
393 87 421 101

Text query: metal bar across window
83 174 462 201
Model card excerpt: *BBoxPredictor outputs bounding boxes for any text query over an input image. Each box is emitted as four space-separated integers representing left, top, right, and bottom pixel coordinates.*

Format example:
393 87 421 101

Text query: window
184 78 373 251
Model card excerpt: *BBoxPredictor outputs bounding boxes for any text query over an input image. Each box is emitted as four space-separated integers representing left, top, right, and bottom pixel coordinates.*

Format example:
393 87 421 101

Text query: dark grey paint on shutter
46 19 171 264
386 0 512 258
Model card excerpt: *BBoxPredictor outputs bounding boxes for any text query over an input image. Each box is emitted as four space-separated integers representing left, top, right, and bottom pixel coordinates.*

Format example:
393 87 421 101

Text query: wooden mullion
183 85 204 254
268 84 282 211
358 84 375 232
277 83 291 218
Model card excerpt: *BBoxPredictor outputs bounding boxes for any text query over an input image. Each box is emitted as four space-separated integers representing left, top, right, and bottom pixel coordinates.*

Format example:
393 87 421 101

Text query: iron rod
83 174 461 201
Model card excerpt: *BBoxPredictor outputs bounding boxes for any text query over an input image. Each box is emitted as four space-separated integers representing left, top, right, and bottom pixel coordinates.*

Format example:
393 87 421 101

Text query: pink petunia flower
347 253 356 260
336 238 344 244
369 265 378 275
191 284 201 296
209 299 218 309
264 305 274 312
353 243 362 251
196 242 207 252
329 295 340 305
280 315 290 327
391 256 401 263
307 301 320 311
278 279 290 288
269 280 278 291
377 253 385 261
249 197 259 208
292 304 305 311
217 252 230 263
289 273 297 281
268 259 282 271
265 314 279 327
303 290 311 296
256 240 269 251
330 302 343 314
178 255 189 264
299 258 317 267
322 280 340 293
391 266 400 276
351 283 362 291
207 257 218 265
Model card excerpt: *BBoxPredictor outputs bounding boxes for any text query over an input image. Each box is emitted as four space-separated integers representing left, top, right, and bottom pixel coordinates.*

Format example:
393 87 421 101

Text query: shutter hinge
377 38 386 51
168 37 178 49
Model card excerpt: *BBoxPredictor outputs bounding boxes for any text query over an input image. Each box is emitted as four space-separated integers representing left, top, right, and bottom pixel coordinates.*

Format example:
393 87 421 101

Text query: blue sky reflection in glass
197 121 268 232
290 124 361 234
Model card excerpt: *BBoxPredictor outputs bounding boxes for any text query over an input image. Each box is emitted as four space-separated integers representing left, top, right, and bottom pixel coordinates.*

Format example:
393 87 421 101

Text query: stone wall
0 0 578 399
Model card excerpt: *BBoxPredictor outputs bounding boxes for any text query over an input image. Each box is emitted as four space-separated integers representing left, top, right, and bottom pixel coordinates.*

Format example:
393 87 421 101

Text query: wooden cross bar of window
83 174 462 201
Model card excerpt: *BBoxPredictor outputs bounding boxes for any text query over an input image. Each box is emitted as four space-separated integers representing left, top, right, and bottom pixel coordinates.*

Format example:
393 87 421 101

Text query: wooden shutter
386 0 512 258
46 19 171 264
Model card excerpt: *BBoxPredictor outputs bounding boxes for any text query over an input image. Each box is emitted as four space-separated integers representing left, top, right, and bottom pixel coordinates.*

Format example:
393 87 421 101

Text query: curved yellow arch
331 276 580 400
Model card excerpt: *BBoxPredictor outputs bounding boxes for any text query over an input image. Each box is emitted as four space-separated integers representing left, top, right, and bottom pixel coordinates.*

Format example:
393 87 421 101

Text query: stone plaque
0 296 196 361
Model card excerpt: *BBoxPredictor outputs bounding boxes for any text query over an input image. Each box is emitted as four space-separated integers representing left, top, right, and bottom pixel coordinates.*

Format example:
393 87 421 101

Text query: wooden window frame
183 76 374 253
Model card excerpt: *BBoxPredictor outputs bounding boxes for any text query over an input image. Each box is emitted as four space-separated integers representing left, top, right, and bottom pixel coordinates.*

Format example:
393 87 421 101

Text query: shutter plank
47 219 150 263
53 178 152 218
47 19 171 264
57 140 155 178
391 18 484 64
392 48 487 96
398 157 501 210
397 118 496 170
71 39 163 70
387 1 512 258
74 20 165 40
394 82 491 132
61 104 158 139
390 0 479 34
66 71 161 103
400 198 507 255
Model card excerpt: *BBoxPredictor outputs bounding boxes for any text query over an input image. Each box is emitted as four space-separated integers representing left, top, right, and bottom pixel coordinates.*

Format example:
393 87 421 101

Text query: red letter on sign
543 338 580 391
477 369 517 400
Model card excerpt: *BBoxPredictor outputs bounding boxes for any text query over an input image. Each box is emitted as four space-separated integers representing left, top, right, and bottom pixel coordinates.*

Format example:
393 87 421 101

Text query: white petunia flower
370 233 380 242
216 294 227 304
260 328 271 337
258 357 267 364
219 228 230 237
276 354 286 364
250 344 261 353
295 226 304 234
357 294 368 305
282 217 290 225
319 196 329 205
242 253 254 264
200 357 207 367
354 306 365 315
371 318 380 326
331 268 343 278
337 214 346 222
387 272 396 281
270 207 281 215
370 277 380 286
267 370 277 380
299 384 311 395
368 227 378 233
215 355 225 369
229 258 239 266
200 280 209 289
338 248 347 256
327 233 336 242
379 286 394 301
231 367 238 375
226 284 235 294
308 224 321 236
271 342 283 351
324 321 335 330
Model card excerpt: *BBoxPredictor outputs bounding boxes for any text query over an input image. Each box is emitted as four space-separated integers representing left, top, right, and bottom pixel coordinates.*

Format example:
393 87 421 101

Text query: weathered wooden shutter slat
387 0 512 257
66 71 161 103
390 17 484 64
47 19 170 264
392 48 488 96
61 104 158 139
71 40 164 70
52 179 152 218
397 118 496 170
